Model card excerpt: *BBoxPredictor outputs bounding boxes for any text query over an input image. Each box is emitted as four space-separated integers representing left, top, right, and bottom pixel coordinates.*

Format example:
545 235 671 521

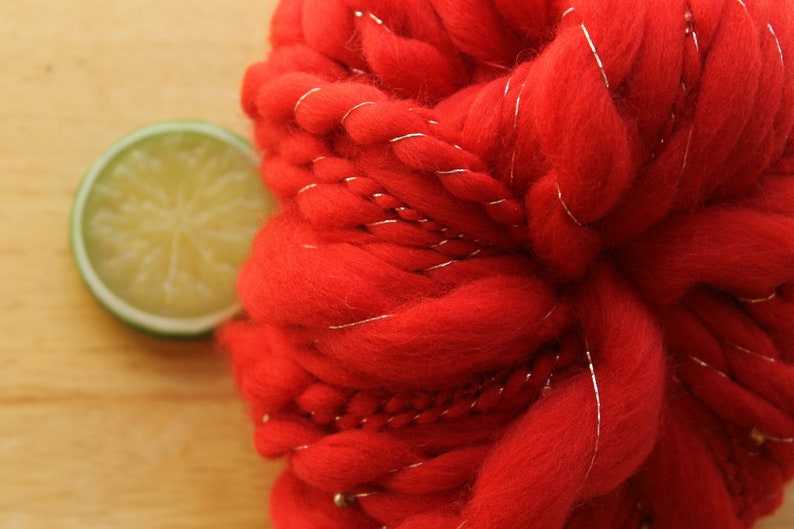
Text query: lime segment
70 121 271 337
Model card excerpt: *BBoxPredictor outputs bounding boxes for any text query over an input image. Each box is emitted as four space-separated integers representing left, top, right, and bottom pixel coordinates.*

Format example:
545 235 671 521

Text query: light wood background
0 2 791 528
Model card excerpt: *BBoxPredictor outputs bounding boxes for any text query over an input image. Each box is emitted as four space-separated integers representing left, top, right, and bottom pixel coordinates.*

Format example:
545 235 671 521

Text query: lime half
70 121 271 337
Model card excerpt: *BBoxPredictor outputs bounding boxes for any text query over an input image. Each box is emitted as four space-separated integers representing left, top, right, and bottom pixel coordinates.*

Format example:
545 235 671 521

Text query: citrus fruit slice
70 121 271 337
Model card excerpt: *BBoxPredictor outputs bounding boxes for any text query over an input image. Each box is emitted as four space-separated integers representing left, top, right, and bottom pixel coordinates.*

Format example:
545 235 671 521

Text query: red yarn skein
221 1 794 528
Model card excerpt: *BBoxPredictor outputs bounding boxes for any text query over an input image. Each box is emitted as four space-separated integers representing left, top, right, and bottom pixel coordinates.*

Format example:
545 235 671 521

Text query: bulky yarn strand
221 0 794 528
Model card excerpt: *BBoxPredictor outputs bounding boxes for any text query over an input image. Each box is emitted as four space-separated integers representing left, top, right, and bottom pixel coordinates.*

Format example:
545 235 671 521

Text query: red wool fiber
220 1 794 527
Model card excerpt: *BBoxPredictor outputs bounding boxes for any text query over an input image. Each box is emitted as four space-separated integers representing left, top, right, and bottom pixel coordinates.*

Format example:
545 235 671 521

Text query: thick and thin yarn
220 1 794 527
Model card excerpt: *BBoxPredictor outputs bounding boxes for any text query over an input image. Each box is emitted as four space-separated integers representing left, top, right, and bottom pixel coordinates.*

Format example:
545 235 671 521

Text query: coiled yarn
221 1 794 527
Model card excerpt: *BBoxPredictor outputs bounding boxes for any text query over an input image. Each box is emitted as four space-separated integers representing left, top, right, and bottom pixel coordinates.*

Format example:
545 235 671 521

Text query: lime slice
70 121 271 337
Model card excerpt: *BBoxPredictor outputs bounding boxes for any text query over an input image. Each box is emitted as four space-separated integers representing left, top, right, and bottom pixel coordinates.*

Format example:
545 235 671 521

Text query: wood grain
0 2 279 528
0 1 791 528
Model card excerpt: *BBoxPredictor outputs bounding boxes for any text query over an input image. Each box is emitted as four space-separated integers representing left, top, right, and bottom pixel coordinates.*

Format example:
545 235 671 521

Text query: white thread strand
510 81 527 185
541 303 558 323
341 101 375 126
512 82 525 131
737 291 777 303
556 179 584 226
768 23 785 66
582 347 602 485
368 12 385 26
725 341 776 363
436 168 469 175
482 59 510 71
692 30 701 53
689 355 730 379
354 10 392 32
751 429 794 444
390 133 427 143
543 352 562 391
368 219 399 226
684 9 701 55
509 150 518 186
680 124 694 180
561 6 576 19
328 314 394 330
297 183 319 195
293 87 321 117
423 259 458 271
581 23 610 90
354 490 379 499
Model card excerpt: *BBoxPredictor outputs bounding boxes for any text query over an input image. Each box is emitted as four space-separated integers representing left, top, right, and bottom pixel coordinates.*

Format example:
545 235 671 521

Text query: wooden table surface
0 2 791 528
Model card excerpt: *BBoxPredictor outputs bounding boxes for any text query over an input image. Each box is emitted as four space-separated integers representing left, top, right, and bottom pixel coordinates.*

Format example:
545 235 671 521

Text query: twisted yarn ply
220 0 794 527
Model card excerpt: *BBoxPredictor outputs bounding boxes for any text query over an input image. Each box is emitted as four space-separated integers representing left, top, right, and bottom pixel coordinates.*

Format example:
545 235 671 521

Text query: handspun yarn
220 1 794 527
